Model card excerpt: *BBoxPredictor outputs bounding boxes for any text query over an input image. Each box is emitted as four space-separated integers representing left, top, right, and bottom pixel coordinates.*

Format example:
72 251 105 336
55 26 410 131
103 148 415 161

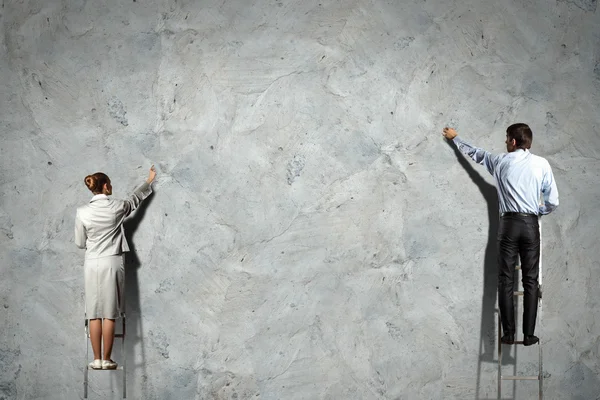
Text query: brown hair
84 172 110 194
506 123 533 150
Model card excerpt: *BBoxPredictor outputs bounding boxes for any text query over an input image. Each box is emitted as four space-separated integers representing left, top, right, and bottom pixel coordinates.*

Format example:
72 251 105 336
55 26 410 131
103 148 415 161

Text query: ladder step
501 375 539 380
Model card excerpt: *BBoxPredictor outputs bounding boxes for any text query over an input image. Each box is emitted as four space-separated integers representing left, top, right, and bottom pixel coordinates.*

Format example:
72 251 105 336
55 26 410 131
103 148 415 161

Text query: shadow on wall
124 192 154 399
444 140 512 399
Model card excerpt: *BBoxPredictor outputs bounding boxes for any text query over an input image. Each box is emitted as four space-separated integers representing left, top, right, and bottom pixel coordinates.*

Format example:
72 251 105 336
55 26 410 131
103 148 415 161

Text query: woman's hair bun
85 175 98 192
84 173 109 194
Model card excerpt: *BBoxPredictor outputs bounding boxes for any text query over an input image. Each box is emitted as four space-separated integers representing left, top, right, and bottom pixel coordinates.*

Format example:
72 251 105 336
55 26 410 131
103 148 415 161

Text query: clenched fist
442 127 458 140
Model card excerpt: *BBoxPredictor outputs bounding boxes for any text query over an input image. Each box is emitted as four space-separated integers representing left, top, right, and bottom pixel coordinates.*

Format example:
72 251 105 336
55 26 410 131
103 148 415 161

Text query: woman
75 166 156 370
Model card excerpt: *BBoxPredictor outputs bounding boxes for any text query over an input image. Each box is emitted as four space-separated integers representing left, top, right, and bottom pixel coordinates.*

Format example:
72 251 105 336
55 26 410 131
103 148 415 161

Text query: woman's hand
147 165 157 184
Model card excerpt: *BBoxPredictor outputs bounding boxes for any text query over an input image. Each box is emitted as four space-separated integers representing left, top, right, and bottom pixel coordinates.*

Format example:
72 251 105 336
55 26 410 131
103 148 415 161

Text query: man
442 124 559 346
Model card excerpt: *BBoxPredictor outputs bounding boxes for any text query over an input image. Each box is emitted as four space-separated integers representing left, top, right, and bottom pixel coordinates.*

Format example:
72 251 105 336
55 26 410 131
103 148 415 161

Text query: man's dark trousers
498 213 540 336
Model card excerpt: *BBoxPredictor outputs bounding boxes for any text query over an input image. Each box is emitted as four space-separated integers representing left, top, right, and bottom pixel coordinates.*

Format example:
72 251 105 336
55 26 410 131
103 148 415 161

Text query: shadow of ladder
475 306 517 400
83 313 127 399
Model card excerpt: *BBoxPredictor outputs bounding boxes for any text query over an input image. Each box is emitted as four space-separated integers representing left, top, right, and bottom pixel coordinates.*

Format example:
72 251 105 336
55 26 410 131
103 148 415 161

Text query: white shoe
88 359 102 369
102 359 118 370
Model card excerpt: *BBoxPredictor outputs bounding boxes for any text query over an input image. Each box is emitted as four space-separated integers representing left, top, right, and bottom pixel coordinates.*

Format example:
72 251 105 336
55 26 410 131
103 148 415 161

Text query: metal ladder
84 313 127 398
497 220 543 399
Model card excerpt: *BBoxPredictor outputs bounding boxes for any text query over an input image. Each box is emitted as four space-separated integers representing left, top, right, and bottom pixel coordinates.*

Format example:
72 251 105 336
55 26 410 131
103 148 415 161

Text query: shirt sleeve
452 136 500 175
74 210 87 249
539 162 559 215
122 181 153 217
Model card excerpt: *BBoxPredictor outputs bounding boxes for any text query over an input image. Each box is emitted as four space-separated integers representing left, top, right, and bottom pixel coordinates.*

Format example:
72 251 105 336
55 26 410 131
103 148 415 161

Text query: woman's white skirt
84 254 124 319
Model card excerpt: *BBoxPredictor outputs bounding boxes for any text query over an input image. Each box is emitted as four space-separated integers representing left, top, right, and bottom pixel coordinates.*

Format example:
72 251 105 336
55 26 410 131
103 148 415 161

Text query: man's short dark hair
506 123 533 149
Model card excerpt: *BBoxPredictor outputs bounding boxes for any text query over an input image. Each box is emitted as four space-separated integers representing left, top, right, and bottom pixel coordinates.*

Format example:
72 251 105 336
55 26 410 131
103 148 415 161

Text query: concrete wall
1 0 599 398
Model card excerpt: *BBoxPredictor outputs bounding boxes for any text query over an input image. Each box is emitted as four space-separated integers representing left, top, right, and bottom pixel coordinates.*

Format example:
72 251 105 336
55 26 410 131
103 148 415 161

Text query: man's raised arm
442 127 500 176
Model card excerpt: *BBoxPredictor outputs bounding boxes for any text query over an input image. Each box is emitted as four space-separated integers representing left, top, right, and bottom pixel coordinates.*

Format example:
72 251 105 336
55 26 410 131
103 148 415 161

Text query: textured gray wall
1 0 599 399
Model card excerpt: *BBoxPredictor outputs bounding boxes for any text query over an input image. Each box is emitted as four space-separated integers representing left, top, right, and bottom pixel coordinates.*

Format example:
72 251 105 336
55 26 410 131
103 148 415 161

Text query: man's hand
442 127 458 140
147 165 157 184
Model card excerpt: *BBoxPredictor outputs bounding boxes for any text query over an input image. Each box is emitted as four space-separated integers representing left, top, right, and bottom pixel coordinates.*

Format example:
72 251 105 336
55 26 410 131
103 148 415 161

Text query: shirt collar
510 148 529 155
90 194 109 203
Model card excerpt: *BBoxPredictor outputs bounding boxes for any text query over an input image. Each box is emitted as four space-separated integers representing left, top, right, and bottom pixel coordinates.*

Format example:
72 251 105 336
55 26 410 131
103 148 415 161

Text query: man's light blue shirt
453 137 559 215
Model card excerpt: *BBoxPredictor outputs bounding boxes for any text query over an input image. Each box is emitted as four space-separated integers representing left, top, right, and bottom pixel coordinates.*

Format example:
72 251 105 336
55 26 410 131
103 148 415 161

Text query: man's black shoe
501 334 514 344
523 335 539 346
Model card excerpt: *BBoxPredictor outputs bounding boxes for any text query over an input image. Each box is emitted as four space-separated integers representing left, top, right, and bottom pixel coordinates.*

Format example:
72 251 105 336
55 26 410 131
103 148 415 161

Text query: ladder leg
513 280 518 399
539 340 543 400
538 218 543 400
538 291 543 400
122 314 127 398
497 310 501 400
84 317 89 399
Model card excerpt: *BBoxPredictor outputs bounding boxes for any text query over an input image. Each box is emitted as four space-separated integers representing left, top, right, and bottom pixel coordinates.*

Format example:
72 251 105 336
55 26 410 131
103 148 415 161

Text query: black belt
501 212 538 218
